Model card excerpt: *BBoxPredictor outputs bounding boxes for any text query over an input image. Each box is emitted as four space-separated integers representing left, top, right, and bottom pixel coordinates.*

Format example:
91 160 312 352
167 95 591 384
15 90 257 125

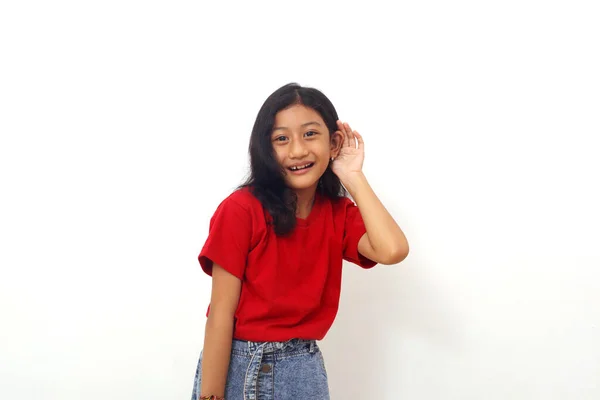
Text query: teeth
291 163 312 171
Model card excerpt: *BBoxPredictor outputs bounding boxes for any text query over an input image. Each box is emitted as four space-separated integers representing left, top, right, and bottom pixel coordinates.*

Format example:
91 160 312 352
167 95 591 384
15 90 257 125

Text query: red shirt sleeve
342 197 378 269
198 196 252 280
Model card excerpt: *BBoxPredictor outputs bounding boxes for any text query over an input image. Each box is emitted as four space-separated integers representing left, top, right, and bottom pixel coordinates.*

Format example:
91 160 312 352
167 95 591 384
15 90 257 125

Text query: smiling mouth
288 162 314 171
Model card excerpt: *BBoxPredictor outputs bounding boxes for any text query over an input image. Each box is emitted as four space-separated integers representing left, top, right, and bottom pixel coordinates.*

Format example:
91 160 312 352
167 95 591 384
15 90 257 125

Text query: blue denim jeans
191 338 330 400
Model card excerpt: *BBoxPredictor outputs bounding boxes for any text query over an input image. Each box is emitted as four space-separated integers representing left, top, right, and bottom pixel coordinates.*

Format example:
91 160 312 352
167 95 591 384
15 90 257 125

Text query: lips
288 162 314 171
287 162 315 175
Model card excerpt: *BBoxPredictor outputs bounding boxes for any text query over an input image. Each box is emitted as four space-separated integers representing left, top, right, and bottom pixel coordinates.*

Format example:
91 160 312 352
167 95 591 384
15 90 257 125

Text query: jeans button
260 364 272 373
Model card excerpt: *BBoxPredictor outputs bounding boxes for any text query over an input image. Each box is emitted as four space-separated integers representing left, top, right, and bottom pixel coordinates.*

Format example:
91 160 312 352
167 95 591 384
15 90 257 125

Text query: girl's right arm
200 263 242 398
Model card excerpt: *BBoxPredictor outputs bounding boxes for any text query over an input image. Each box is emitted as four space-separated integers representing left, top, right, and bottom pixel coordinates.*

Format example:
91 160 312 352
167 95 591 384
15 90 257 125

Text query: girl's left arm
332 120 409 265
342 171 409 265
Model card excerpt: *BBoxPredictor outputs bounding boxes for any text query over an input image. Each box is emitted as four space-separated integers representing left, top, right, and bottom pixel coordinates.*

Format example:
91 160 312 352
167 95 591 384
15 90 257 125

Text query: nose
288 138 309 159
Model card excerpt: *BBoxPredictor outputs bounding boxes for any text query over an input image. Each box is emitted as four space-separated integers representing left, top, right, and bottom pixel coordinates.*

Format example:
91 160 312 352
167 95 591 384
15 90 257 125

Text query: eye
305 131 317 137
274 136 287 142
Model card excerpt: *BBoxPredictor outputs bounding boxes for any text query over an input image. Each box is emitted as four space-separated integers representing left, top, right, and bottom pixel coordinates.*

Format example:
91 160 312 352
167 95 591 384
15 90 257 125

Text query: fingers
336 120 349 147
345 123 354 147
337 120 355 148
336 120 363 149
355 130 364 150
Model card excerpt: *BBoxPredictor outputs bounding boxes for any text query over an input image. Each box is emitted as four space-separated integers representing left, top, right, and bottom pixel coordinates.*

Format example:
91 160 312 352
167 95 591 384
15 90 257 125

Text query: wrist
339 171 367 194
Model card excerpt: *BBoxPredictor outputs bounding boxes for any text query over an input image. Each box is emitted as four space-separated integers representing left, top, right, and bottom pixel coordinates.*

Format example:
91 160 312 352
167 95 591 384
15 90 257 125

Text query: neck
294 186 317 218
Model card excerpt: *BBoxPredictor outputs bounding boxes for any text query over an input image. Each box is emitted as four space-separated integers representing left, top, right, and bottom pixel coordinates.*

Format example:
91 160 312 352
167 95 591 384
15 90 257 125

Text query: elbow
385 243 409 265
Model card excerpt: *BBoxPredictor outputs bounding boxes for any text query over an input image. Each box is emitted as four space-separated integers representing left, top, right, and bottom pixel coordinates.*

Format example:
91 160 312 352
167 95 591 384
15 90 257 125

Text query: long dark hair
237 82 347 236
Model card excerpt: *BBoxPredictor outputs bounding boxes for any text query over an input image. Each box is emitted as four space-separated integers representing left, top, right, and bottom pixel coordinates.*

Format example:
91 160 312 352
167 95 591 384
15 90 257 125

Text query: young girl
191 83 409 400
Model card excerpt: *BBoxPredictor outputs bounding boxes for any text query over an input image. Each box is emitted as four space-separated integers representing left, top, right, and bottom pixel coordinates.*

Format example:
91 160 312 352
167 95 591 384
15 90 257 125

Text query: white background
1 1 599 399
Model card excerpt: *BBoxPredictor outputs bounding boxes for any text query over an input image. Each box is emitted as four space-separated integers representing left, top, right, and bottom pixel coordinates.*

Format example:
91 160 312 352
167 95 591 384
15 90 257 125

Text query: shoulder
320 194 357 225
326 195 363 229
211 186 264 221
225 186 262 210
329 194 355 211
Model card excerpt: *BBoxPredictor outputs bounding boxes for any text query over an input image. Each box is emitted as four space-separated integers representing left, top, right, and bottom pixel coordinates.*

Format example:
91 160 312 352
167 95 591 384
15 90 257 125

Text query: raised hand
331 120 365 179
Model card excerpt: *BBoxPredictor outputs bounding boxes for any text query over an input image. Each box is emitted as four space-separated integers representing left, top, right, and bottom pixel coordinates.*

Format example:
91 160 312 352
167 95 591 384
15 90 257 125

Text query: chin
285 180 318 191
284 175 320 191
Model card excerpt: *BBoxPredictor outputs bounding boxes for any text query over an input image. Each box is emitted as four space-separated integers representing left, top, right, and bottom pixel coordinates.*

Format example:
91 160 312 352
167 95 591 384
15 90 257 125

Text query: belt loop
243 342 266 400
309 340 315 353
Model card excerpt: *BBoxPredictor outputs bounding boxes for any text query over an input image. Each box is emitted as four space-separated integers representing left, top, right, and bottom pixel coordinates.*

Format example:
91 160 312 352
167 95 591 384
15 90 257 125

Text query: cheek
272 147 284 163
317 145 331 160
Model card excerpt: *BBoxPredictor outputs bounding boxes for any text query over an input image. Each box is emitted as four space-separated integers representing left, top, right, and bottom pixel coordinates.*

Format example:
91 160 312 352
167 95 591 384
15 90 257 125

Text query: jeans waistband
232 338 317 356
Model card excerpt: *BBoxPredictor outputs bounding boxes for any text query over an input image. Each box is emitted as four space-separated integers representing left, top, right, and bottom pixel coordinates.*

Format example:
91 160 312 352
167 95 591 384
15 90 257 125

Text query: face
271 104 342 192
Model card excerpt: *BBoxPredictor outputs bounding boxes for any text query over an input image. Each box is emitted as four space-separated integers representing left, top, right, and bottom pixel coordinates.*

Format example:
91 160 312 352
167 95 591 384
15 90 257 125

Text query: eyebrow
272 121 322 132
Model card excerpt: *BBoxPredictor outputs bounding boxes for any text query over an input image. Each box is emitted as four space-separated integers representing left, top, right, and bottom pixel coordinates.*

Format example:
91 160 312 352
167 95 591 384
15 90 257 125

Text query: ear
330 130 343 158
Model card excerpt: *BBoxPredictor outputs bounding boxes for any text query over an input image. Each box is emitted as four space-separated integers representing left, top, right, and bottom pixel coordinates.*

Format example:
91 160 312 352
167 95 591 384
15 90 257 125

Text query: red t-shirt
198 186 377 341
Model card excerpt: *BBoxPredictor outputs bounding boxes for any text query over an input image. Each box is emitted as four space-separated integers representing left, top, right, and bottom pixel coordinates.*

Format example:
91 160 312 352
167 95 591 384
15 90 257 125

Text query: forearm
341 172 409 259
200 312 234 397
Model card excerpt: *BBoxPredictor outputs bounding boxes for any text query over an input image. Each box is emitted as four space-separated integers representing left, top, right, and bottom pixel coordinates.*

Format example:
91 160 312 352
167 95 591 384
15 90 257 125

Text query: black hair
237 82 347 236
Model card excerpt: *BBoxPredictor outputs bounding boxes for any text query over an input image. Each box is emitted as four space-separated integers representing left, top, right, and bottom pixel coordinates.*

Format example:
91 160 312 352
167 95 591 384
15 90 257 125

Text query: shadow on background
320 256 466 398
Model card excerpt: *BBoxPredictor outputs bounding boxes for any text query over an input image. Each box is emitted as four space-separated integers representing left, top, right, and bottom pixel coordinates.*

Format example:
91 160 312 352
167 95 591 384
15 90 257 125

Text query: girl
191 83 409 400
